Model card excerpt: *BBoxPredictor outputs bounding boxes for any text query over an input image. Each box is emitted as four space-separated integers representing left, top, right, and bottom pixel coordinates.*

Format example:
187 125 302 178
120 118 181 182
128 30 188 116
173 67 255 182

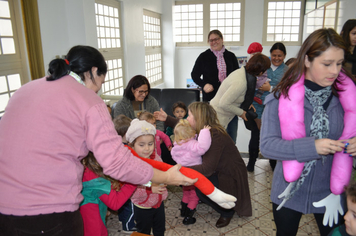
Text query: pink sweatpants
182 185 199 210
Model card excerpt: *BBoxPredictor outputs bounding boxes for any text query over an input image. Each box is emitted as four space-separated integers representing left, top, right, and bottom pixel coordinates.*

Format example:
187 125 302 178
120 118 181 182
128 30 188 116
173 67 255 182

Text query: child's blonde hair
137 111 155 123
174 119 196 144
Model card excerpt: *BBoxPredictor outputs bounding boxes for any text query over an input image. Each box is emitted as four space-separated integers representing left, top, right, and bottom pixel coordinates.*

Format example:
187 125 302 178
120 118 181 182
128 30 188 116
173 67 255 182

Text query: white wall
36 0 356 153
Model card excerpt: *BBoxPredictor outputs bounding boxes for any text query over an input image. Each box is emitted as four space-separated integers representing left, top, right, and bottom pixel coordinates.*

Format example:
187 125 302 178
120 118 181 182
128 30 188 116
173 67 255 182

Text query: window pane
265 1 302 43
8 74 21 91
0 93 9 111
0 1 10 18
1 38 15 54
0 76 7 93
0 19 13 36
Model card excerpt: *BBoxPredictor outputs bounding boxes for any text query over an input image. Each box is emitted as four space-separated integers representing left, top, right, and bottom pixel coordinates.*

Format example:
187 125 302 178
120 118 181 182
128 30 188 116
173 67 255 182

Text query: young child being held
247 42 270 105
166 101 188 140
112 115 137 233
126 119 168 236
138 111 172 156
80 152 137 236
170 119 212 225
328 181 356 236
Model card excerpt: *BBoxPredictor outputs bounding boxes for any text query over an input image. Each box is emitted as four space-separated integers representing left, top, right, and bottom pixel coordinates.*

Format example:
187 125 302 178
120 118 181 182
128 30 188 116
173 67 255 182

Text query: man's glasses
208 37 221 43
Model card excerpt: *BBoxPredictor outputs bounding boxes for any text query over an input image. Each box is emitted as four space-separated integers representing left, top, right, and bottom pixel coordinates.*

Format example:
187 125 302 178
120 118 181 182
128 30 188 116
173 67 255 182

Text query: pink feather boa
278 72 356 195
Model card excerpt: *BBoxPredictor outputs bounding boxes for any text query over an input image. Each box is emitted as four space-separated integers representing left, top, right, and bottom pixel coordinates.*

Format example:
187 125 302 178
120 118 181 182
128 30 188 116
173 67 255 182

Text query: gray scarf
282 85 332 201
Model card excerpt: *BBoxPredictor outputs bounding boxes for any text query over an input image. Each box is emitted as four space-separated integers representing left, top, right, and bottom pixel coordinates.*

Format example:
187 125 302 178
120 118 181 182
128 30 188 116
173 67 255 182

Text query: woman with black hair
113 75 163 131
340 19 356 77
0 45 195 235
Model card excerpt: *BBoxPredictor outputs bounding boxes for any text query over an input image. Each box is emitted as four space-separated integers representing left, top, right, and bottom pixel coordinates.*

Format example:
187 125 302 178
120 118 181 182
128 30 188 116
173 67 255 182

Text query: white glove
277 182 295 210
207 187 237 209
312 193 344 227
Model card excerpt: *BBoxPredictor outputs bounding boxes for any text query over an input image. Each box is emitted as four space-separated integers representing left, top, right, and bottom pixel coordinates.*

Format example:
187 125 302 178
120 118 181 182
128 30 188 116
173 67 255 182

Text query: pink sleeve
191 128 212 155
99 183 137 210
85 103 153 185
156 130 172 148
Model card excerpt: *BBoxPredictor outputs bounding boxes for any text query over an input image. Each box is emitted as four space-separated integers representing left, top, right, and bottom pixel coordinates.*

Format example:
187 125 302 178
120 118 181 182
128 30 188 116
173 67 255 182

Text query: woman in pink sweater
0 45 196 236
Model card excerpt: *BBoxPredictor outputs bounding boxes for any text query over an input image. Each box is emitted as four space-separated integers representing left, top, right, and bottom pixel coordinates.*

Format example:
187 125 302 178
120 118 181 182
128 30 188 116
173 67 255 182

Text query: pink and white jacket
131 154 168 208
171 128 211 167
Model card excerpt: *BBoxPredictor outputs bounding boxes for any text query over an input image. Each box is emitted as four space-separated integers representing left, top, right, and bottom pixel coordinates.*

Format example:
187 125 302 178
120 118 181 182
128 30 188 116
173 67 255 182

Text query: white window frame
0 0 30 117
95 0 125 97
174 0 245 47
262 0 305 46
305 0 339 38
143 9 163 87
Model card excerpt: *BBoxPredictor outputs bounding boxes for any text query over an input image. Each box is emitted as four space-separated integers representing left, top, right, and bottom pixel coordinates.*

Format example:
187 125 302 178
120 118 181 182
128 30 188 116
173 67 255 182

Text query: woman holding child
155 102 252 228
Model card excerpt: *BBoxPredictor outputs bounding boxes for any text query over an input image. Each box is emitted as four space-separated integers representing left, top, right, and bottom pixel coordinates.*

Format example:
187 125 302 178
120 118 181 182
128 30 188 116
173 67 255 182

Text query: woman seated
155 102 252 228
113 75 163 131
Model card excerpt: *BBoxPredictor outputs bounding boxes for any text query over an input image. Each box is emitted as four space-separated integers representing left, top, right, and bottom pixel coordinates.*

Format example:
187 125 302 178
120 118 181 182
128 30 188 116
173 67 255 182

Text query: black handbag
240 68 257 130
244 108 258 131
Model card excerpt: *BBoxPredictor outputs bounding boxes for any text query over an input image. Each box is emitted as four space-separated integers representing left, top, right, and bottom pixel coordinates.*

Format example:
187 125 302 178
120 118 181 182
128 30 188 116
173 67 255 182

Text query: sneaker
121 226 137 234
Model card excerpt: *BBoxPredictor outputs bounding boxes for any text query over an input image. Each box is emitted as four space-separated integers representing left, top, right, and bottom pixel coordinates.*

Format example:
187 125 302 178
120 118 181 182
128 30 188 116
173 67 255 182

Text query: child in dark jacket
112 115 137 233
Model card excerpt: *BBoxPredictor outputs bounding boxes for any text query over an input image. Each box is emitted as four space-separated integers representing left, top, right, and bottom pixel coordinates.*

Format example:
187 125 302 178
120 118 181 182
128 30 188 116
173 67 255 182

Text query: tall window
263 0 304 46
174 0 245 47
95 0 124 96
0 0 29 117
305 0 338 36
143 10 163 86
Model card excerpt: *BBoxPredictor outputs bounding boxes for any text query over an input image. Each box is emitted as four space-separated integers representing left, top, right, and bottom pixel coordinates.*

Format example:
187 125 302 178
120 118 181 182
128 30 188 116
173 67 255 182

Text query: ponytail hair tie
64 59 69 65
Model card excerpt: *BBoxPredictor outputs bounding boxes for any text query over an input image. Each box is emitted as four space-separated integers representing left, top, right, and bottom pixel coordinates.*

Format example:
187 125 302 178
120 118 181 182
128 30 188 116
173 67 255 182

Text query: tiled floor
106 158 319 236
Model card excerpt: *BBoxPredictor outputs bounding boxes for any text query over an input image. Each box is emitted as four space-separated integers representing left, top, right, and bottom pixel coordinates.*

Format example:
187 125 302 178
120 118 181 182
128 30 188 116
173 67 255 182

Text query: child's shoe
183 208 196 225
180 201 188 217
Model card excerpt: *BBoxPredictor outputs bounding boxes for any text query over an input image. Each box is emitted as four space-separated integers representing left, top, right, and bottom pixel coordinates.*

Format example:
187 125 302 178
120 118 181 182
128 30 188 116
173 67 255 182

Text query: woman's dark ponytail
47 59 70 81
46 46 107 83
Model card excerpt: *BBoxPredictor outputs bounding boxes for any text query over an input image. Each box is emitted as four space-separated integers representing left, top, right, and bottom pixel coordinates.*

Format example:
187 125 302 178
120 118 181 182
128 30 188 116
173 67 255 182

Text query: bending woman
155 102 252 228
0 46 195 235
260 29 356 236
210 53 270 132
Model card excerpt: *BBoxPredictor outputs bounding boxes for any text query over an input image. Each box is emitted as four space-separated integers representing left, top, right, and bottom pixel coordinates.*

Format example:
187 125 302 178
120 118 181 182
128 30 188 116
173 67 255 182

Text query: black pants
195 175 235 218
0 210 83 236
134 203 165 236
272 203 344 236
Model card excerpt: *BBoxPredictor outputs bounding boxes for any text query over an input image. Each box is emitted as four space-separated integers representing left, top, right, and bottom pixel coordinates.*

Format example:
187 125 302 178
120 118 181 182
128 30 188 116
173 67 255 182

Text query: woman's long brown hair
81 152 121 191
188 102 227 136
274 28 355 99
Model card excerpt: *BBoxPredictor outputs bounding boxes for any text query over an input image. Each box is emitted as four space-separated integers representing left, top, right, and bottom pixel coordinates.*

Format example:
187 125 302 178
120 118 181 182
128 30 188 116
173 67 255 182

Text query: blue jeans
226 115 238 143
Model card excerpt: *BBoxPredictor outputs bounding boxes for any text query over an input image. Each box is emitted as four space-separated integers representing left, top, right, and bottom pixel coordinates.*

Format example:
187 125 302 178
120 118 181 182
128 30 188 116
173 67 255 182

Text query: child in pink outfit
126 119 168 236
171 119 212 225
138 111 172 156
247 42 270 104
